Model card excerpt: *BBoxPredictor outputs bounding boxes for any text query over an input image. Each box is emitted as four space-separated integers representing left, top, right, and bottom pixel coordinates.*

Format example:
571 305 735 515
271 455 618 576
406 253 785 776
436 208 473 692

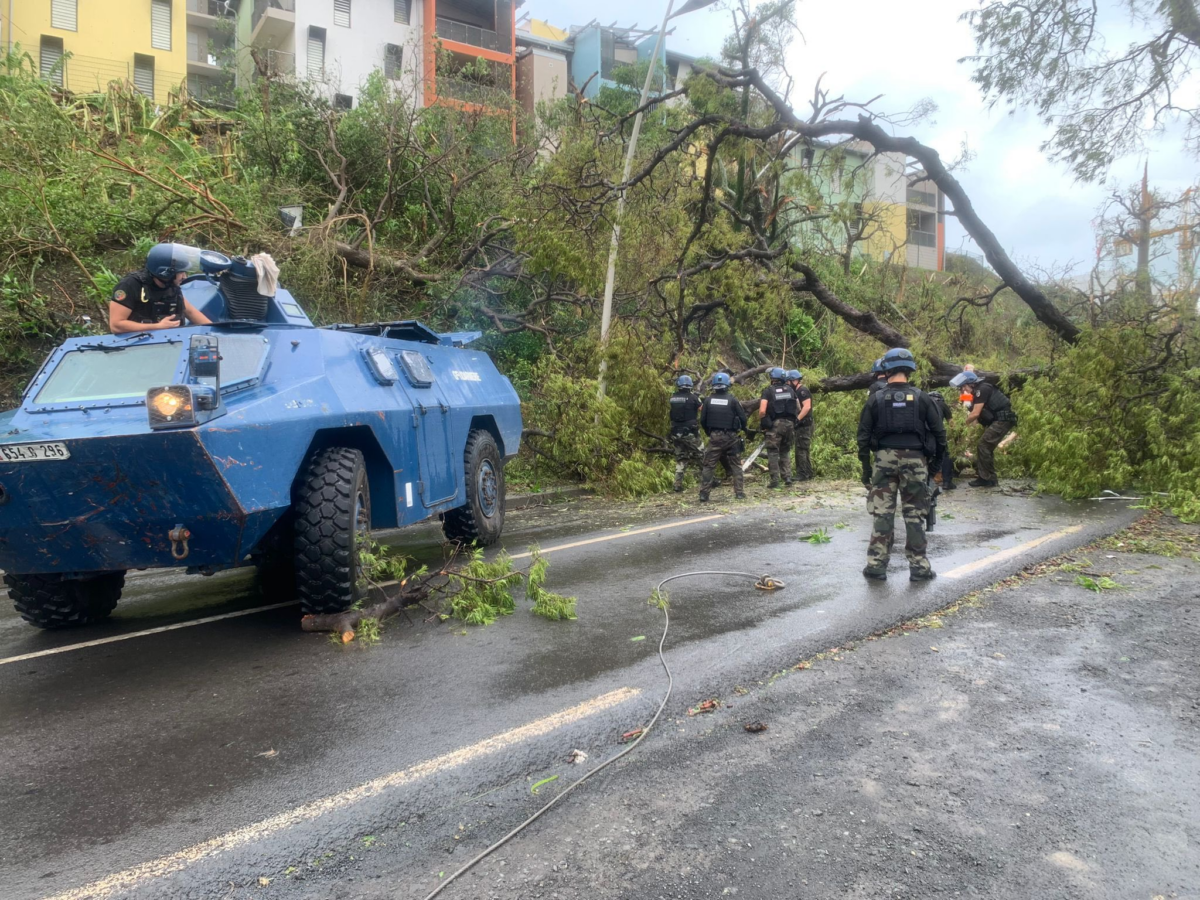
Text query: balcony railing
907 229 937 248
435 16 504 52
253 0 296 31
907 188 937 208
252 48 296 79
436 75 512 108
187 0 227 15
187 74 235 107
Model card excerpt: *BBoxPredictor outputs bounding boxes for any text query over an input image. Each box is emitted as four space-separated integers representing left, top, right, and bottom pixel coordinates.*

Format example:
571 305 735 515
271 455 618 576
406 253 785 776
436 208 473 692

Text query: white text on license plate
0 442 70 462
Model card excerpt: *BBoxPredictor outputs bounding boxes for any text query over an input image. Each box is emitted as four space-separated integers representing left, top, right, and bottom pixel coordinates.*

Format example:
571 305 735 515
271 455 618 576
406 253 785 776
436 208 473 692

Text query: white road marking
0 515 726 667
0 602 298 667
509 514 725 560
942 524 1085 579
41 687 642 900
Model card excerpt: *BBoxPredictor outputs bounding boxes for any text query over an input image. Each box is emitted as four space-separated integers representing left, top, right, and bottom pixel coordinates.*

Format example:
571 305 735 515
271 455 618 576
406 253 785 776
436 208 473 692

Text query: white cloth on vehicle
252 253 279 297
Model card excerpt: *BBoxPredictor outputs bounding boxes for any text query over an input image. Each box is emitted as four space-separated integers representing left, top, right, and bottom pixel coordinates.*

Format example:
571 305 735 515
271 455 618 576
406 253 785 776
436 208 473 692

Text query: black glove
858 450 873 487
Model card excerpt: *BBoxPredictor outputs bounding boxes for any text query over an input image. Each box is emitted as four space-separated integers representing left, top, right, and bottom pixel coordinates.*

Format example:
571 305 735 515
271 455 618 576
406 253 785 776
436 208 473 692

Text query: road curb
505 486 592 511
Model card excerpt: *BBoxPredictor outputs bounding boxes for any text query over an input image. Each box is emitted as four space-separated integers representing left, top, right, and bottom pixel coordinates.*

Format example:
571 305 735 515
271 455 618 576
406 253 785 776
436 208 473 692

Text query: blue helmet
787 369 802 381
871 358 884 374
950 370 980 387
881 347 917 373
769 367 786 382
146 243 196 281
711 372 732 389
676 375 694 390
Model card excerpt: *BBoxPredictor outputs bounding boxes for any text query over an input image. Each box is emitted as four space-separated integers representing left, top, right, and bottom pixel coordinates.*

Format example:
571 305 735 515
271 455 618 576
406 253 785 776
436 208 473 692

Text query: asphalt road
0 483 1138 900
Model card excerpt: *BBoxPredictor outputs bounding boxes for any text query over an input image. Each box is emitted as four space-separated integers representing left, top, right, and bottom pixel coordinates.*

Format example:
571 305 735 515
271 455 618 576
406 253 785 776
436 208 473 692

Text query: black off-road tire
442 429 505 546
293 447 371 615
5 572 125 629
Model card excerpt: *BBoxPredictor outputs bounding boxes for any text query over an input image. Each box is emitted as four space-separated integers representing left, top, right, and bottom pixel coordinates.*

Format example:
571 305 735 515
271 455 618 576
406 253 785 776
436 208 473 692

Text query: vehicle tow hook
168 524 192 560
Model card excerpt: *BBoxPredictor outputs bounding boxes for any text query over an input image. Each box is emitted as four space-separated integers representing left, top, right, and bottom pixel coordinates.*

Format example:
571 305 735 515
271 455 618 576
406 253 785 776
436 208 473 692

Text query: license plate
0 442 71 462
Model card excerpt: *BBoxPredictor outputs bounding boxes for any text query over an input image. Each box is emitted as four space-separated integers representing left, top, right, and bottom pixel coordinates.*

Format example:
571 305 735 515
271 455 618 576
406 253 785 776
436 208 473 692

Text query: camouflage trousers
764 418 795 484
793 421 814 481
976 420 1012 482
700 431 744 497
670 430 702 491
865 448 932 576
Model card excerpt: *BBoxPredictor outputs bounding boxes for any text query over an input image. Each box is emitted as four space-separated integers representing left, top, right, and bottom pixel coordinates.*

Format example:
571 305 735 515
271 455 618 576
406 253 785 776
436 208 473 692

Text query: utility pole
595 0 676 407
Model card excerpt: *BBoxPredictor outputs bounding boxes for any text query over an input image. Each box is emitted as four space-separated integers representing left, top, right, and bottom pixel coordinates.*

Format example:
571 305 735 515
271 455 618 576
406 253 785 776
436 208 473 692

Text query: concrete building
515 17 692 121
5 0 189 105
235 0 426 108
796 140 945 272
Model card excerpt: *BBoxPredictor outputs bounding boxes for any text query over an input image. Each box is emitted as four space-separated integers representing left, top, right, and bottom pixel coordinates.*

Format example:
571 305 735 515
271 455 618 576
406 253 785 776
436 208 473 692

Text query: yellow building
4 0 189 105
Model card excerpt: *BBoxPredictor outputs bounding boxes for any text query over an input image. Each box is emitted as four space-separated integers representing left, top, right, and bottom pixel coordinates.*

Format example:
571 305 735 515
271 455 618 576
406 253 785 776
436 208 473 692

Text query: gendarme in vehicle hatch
0 246 522 629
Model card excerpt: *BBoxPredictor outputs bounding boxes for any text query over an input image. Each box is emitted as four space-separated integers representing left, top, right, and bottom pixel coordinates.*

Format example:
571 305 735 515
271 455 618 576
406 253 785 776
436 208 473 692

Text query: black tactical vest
871 387 927 451
669 391 699 430
769 384 798 419
704 393 739 431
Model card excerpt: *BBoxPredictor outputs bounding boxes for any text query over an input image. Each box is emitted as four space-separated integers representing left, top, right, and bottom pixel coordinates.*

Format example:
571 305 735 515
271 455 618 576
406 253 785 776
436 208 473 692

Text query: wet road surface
0 484 1138 899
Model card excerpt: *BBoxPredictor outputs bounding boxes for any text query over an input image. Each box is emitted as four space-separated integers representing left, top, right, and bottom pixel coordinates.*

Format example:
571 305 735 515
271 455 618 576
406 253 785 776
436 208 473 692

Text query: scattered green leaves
1075 575 1122 592
804 527 832 544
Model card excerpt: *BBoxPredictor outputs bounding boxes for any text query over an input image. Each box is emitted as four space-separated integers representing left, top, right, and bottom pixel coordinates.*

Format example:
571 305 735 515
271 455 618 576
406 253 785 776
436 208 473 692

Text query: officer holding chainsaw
857 348 947 582
758 367 797 489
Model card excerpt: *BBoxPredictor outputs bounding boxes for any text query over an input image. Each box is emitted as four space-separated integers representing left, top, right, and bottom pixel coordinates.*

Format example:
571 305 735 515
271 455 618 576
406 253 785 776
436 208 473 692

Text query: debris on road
620 728 644 744
688 699 721 716
743 722 768 733
567 749 588 765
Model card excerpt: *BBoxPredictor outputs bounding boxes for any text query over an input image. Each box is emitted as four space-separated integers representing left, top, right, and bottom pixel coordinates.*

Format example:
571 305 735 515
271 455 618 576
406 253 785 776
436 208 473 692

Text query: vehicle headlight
147 386 196 429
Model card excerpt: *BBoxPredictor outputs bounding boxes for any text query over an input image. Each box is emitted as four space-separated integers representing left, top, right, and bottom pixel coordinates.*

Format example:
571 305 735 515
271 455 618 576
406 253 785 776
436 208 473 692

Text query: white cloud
520 0 1199 272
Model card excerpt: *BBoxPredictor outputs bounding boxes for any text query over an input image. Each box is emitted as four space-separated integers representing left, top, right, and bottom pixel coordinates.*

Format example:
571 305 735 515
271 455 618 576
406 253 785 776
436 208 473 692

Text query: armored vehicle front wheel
294 447 371 615
442 429 505 546
5 572 125 629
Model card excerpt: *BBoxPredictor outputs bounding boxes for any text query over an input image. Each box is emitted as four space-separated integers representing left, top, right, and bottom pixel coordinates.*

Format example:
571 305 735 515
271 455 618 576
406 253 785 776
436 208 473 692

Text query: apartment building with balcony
422 0 519 112
514 17 694 121
5 0 188 105
795 141 946 272
234 0 424 107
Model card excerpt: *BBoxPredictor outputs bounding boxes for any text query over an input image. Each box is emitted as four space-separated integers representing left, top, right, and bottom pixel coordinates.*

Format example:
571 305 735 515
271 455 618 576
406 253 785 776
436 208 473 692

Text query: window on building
39 36 64 86
307 27 326 78
394 0 410 24
151 0 172 51
906 209 937 248
333 0 351 27
384 44 403 79
333 92 353 109
51 0 77 31
133 54 155 97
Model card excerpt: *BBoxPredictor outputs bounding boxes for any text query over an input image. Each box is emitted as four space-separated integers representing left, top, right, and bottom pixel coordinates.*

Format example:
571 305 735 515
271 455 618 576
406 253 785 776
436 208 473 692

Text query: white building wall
296 0 425 105
870 152 907 205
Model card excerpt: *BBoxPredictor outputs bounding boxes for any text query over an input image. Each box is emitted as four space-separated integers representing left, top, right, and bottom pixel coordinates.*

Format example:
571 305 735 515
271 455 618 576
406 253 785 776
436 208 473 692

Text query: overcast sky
521 0 1197 275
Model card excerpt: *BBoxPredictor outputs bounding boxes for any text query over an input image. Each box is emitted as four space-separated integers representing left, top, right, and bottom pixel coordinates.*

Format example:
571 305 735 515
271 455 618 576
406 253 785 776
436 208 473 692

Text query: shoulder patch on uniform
113 290 126 302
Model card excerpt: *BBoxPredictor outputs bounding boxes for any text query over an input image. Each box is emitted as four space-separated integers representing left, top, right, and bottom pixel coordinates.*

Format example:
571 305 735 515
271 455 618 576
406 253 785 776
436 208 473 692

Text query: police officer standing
950 370 1017 488
857 348 947 581
758 367 798 489
699 373 748 502
788 369 814 482
668 375 703 493
868 358 887 395
109 243 212 334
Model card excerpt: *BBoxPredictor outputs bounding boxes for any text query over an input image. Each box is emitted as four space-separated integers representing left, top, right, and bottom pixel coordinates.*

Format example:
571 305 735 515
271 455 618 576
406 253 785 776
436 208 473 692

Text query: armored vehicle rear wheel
294 447 371 615
5 572 125 629
442 429 505 546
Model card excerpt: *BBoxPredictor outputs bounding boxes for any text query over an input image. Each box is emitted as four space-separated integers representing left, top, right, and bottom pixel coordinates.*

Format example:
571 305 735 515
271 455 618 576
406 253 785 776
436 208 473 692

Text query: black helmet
146 243 198 281
881 347 917 374
676 375 694 390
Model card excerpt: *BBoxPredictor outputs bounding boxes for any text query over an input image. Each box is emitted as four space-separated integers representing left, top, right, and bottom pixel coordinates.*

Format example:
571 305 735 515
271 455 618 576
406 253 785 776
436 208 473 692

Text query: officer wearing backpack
950 370 1017 487
758 367 798 489
857 348 947 582
668 375 703 493
699 373 749 502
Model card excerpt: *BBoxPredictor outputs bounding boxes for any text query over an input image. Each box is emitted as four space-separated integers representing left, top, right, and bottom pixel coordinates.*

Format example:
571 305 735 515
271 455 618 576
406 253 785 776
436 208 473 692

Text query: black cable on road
419 570 782 900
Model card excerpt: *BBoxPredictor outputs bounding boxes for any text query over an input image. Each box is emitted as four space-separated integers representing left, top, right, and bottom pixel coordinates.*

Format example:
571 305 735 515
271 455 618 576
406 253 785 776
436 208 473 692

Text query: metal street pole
595 0 676 405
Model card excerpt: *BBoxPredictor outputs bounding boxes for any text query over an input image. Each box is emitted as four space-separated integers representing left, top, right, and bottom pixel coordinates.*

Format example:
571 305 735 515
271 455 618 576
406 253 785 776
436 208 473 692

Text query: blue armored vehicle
0 247 522 628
